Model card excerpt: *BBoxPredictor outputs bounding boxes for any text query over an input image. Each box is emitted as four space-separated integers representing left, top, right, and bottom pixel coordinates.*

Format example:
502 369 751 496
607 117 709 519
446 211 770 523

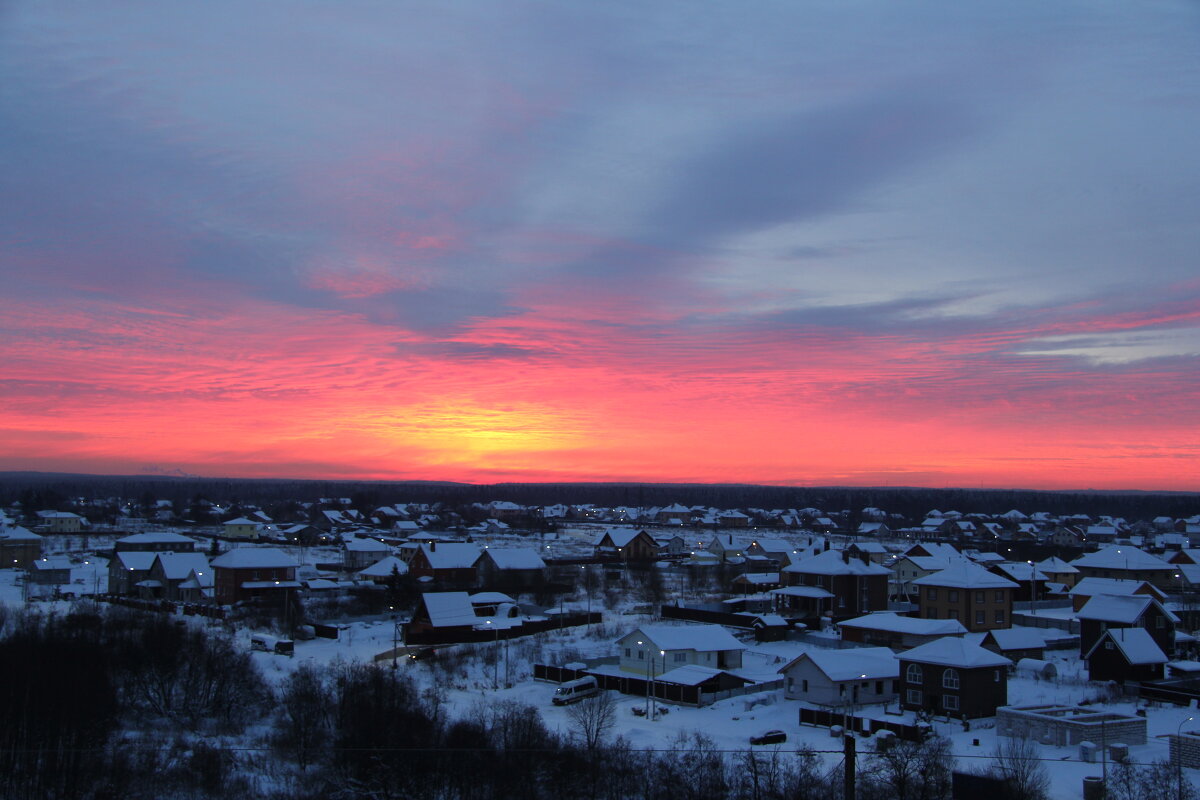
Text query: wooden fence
404 612 602 645
798 706 930 742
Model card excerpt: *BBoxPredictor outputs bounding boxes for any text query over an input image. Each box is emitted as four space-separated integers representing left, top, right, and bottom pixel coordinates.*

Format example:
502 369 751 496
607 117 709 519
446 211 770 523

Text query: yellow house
223 517 260 539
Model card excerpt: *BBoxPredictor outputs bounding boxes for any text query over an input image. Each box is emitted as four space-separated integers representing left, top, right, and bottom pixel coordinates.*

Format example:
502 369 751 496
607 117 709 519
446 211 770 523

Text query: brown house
1075 594 1177 658
899 637 1011 719
0 525 42 568
210 547 299 605
912 561 1017 632
979 628 1045 662
1084 627 1168 683
777 548 890 623
593 529 659 562
407 542 483 583
1070 546 1177 591
1068 577 1166 612
114 532 197 553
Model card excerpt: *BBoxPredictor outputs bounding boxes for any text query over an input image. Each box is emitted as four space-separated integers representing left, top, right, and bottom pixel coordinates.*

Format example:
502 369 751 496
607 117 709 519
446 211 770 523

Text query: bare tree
565 690 617 752
990 736 1050 800
860 734 954 800
274 662 332 772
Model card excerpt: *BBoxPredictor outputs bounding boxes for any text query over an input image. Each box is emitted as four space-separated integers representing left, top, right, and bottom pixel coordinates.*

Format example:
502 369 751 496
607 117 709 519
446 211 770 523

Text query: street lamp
1179 716 1194 800
1027 560 1037 615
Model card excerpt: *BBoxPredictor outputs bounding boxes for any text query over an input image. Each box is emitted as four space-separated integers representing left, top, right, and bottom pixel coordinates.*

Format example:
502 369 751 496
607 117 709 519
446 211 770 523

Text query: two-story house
912 561 1017 632
615 624 746 676
210 547 299 605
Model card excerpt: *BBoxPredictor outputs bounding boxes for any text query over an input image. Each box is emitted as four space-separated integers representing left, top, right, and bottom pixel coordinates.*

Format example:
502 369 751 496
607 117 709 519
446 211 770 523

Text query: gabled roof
345 538 390 552
420 592 478 627
1085 627 1168 665
115 551 158 570
990 562 1049 582
224 517 259 526
0 525 40 542
358 555 409 578
211 547 298 570
912 561 1018 590
982 627 1045 652
117 532 196 545
655 665 748 686
900 636 1011 669
620 624 746 653
784 549 891 576
1036 556 1079 574
1076 594 1179 624
594 528 651 548
779 647 899 682
838 612 967 637
1069 577 1166 601
154 552 210 580
1072 546 1171 571
417 543 482 569
484 549 547 570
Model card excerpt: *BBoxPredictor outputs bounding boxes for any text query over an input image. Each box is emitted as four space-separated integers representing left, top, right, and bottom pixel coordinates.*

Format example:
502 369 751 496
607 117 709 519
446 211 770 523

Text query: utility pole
843 734 856 800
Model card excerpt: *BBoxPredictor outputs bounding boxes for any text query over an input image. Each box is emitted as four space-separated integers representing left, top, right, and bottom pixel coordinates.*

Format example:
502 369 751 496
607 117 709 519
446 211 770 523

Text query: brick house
912 561 1017 632
777 548 891 623
899 637 1011 719
1070 546 1177 591
210 547 299 605
407 542 483 584
593 529 659 562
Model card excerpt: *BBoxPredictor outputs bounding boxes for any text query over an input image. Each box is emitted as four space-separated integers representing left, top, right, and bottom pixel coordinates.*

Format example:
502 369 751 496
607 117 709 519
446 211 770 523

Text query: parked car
552 676 600 706
749 730 787 746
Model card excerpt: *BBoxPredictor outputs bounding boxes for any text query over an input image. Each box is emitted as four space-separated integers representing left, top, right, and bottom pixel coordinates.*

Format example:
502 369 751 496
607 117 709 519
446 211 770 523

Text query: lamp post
1178 716 1194 800
1027 560 1037 615
486 619 499 690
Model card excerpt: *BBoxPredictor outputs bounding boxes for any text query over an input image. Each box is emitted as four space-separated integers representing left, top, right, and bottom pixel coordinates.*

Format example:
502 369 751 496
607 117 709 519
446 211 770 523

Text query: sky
2 1 1200 491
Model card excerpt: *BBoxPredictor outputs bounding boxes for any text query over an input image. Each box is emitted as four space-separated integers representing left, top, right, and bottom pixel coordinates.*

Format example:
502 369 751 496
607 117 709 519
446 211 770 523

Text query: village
4 495 1200 798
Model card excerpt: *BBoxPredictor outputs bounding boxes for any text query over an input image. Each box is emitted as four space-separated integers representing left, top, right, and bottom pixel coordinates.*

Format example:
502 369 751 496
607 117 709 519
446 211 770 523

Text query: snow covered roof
990 562 1049 582
1086 627 1168 665
345 538 390 552
1072 546 1171 571
912 561 1018 590
469 591 517 605
982 627 1046 652
117 532 196 545
1075 594 1179 624
900 636 1012 669
620 624 747 653
211 547 298 570
1069 577 1166 600
904 543 961 560
421 592 478 627
783 549 891 576
154 552 210 580
418 543 482 569
654 665 745 686
780 647 899 682
1036 556 1079 574
31 556 72 571
484 549 547 570
115 551 158 570
224 517 259 526
0 525 40 542
358 555 409 578
770 585 835 599
594 528 649 547
837 612 967 637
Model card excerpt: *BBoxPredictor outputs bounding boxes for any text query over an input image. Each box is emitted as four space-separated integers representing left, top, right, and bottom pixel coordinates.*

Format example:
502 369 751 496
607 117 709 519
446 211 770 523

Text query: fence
798 706 930 742
1137 678 1200 706
98 595 227 619
534 663 780 707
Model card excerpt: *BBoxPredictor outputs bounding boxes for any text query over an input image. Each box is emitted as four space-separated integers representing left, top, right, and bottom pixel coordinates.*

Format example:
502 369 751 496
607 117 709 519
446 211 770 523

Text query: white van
552 676 599 705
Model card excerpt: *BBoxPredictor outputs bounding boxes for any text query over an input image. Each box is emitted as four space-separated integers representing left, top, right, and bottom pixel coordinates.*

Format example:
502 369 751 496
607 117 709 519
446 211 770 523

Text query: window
948 590 959 603
948 609 958 620
1157 617 1165 629
975 610 985 625
926 588 937 601
624 648 631 658
802 680 808 692
994 610 1005 625
906 663 923 684
995 591 1005 602
926 607 937 619
906 689 923 705
638 650 644 660
1105 641 1114 650
787 678 794 692
673 652 686 663
875 681 883 694
942 668 960 690
943 694 960 711
994 670 1000 682
840 684 846 696
975 591 984 604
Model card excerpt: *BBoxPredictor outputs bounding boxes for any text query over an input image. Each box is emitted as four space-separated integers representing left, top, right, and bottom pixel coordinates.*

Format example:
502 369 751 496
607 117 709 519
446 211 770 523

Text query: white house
778 647 899 706
616 624 746 676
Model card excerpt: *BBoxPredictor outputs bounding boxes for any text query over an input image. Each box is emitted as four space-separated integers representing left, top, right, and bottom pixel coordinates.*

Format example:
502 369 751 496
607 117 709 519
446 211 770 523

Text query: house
899 637 1011 719
912 562 1017 632
778 647 899 706
615 624 746 676
778 548 891 623
837 613 967 650
36 511 85 533
1075 594 1177 658
109 551 158 595
747 538 796 568
987 562 1050 603
732 572 782 592
210 547 300 605
476 548 548 588
1068 577 1166 611
707 534 754 563
176 568 214 603
593 529 659 562
26 556 73 586
114 532 197 553
1036 556 1080 589
656 503 693 524
889 555 953 600
978 628 1046 662
357 555 409 584
847 542 890 564
344 538 391 570
904 543 962 561
140 552 211 601
0 525 42 568
407 543 483 584
1071 546 1177 590
1084 627 1168 683
223 517 261 539
856 522 891 537
717 510 751 528
405 591 481 640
